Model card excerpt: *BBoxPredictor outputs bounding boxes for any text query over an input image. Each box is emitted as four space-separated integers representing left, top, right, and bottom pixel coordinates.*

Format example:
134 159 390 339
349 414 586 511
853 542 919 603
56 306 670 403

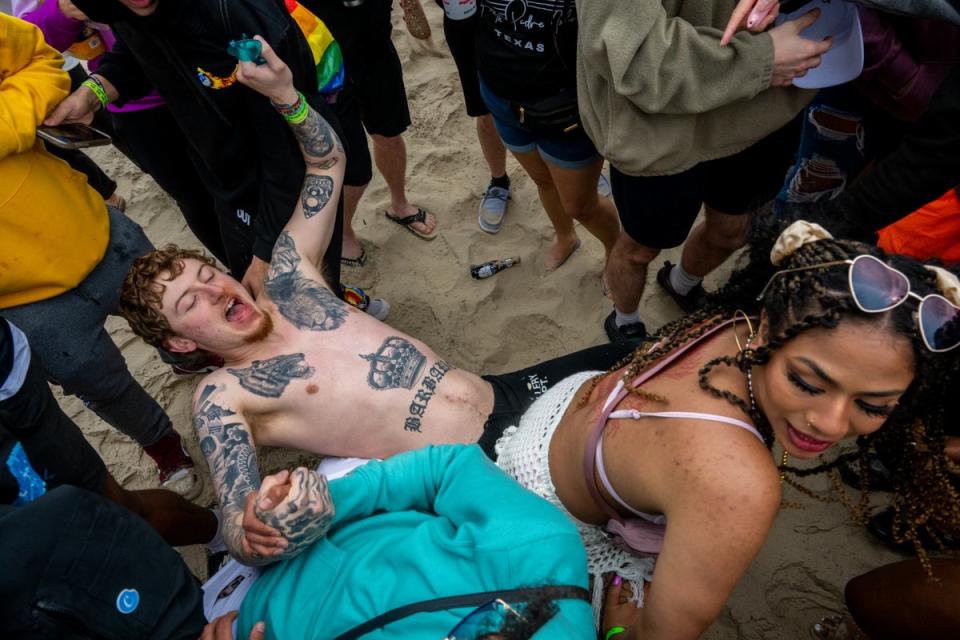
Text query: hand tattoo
254 468 335 557
301 175 334 219
264 232 349 331
226 353 315 398
360 336 426 390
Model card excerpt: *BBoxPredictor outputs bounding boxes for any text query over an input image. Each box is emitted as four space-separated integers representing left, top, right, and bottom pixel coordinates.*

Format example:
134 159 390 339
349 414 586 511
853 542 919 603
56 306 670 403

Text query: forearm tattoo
405 360 454 433
193 384 266 563
226 353 315 398
301 175 334 219
264 231 348 331
289 106 341 168
254 468 335 558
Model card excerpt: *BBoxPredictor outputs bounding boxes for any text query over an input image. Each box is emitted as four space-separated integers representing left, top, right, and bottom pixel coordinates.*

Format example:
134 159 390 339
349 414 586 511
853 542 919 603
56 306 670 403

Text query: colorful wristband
605 626 627 640
82 76 108 109
272 91 308 124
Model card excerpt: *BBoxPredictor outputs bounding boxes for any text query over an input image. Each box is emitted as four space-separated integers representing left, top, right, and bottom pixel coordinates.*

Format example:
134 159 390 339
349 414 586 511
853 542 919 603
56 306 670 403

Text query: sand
72 6 904 638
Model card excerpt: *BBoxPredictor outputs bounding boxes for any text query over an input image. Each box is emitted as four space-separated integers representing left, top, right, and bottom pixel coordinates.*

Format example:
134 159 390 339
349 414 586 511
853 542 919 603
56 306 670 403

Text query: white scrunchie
770 220 834 265
924 266 960 307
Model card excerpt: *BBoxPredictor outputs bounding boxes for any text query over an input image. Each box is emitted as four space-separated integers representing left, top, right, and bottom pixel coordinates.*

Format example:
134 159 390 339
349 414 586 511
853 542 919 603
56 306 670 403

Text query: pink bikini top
582 318 764 555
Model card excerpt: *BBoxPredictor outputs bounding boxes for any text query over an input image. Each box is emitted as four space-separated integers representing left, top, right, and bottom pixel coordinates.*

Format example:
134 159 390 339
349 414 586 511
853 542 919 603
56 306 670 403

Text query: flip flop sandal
385 207 438 240
340 246 367 268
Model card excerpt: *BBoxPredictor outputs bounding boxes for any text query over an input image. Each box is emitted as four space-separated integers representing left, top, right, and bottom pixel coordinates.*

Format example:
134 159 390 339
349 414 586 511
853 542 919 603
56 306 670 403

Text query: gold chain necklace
737 312 790 482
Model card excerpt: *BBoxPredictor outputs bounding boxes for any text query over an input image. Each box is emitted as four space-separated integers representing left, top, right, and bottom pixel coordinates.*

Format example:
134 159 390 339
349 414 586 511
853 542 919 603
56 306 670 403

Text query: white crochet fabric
495 371 656 620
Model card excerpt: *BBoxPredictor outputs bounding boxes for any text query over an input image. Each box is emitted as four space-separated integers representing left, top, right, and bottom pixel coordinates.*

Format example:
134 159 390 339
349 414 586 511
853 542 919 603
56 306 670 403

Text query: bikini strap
582 317 740 523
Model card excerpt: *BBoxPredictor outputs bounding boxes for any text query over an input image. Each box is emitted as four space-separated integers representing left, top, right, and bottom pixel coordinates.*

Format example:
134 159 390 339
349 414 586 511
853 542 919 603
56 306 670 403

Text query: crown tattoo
360 336 426 390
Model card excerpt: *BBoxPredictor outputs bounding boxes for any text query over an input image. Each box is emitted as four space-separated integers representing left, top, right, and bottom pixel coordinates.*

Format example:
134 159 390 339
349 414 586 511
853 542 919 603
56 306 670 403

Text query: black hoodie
74 0 341 279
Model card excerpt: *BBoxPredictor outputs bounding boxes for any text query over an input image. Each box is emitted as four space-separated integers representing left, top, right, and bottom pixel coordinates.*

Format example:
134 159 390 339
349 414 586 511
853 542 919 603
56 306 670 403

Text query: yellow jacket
0 14 109 309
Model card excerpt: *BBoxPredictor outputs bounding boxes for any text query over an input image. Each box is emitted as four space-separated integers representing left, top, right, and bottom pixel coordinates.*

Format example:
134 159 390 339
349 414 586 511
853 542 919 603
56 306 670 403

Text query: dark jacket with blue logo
0 485 204 639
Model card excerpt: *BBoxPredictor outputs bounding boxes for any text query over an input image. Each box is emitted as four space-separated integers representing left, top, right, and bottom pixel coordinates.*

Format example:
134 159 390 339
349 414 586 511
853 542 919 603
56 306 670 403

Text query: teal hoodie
238 445 594 639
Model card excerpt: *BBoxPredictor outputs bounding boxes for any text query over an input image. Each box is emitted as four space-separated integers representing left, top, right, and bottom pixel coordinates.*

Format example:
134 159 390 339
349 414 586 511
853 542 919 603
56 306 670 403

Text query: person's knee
371 133 404 150
702 212 750 251
611 233 660 268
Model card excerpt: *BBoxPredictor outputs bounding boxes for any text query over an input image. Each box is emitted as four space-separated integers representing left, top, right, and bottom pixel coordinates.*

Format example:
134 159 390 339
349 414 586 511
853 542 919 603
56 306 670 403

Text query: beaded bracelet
605 626 626 640
272 91 308 124
82 76 108 109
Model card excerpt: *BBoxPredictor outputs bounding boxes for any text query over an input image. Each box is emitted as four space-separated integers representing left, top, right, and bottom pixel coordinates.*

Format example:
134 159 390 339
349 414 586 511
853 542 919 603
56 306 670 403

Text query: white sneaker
597 173 612 199
366 297 391 321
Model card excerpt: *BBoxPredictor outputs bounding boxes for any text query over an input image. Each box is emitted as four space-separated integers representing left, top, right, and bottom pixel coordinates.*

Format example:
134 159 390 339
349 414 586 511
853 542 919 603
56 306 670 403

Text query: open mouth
786 423 835 454
225 297 250 323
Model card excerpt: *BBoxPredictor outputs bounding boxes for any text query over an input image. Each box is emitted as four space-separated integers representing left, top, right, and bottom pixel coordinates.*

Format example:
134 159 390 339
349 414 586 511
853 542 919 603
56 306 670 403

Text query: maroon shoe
144 430 203 500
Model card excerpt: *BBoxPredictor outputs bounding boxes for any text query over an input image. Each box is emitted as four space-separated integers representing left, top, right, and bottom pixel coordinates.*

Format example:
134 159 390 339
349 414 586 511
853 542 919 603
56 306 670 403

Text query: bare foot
388 203 437 237
342 235 364 262
545 236 581 271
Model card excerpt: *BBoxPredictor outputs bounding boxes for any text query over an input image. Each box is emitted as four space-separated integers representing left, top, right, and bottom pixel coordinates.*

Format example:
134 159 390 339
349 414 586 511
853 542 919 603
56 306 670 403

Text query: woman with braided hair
494 217 960 639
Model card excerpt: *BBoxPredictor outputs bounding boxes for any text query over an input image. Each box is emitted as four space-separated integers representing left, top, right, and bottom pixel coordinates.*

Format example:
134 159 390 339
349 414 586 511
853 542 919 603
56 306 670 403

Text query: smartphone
36 123 112 150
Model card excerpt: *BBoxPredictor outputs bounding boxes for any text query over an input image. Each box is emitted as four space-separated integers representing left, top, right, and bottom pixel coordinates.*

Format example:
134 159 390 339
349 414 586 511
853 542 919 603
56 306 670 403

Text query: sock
490 174 510 190
205 508 227 554
668 263 703 296
615 309 642 328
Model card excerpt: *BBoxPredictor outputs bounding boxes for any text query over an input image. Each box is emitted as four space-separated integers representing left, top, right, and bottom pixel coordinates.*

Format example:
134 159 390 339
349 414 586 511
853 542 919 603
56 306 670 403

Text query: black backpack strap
331 585 590 640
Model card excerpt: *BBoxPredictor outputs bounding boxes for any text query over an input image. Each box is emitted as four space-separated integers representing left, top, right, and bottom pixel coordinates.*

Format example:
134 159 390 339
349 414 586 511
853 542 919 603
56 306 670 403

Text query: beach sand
74 6 903 638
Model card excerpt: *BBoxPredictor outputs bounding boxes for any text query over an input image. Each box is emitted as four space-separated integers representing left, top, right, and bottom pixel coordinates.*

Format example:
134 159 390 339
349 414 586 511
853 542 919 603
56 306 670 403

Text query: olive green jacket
577 0 815 176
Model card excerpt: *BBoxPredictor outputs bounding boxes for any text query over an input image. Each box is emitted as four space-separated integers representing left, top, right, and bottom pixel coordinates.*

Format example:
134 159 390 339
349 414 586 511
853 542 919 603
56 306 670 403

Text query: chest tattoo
227 353 315 398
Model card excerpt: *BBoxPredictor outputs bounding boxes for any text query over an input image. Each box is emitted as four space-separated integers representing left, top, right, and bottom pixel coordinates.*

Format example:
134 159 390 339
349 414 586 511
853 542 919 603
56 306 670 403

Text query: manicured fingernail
612 575 623 586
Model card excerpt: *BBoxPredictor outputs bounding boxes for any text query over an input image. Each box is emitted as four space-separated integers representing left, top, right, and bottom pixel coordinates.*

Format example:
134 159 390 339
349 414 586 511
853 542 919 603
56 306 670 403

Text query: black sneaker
604 311 647 346
656 261 708 313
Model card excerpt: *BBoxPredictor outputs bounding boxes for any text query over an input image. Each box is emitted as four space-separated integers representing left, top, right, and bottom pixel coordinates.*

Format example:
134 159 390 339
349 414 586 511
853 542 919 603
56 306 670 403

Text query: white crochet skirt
495 371 656 619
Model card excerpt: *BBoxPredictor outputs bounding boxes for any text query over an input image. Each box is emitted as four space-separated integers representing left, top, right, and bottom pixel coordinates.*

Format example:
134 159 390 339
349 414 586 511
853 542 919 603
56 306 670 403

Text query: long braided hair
597 215 959 573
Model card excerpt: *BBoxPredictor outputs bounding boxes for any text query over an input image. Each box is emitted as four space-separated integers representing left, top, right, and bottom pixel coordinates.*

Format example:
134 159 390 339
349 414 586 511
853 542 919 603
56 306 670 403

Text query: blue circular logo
116 588 140 614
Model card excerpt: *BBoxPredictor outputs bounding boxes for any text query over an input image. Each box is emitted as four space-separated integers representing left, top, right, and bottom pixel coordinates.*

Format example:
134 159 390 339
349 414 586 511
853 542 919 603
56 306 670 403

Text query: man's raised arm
236 36 345 272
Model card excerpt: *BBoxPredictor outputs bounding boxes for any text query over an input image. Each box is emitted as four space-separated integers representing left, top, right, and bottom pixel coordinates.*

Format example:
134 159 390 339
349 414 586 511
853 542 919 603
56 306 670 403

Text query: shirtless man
119 39 628 565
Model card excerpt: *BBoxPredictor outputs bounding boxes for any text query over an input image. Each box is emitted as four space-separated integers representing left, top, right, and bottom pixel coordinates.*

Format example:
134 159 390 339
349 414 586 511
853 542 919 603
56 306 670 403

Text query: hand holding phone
36 124 112 150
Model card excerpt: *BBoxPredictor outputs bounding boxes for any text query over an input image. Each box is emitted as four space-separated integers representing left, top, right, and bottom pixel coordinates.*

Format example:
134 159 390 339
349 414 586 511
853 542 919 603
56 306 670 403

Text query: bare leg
342 183 368 261
477 114 507 178
371 133 437 235
604 232 661 315
102 475 217 547
510 148 579 269
678 205 750 278
545 157 620 258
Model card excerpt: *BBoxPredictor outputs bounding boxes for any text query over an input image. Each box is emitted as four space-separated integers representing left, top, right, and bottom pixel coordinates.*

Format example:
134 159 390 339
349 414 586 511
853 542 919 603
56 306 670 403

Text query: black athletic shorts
443 14 489 118
331 83 374 187
477 343 634 459
611 116 801 249
309 0 411 137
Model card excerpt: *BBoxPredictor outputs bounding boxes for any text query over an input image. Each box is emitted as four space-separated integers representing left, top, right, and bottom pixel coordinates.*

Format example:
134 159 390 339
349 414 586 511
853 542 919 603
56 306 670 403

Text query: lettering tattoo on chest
360 336 427 390
404 360 455 433
227 352 315 398
301 175 334 219
264 232 348 331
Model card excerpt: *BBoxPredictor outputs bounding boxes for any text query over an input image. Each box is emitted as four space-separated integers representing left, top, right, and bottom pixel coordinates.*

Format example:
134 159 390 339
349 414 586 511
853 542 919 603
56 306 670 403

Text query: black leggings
477 343 633 458
0 349 107 495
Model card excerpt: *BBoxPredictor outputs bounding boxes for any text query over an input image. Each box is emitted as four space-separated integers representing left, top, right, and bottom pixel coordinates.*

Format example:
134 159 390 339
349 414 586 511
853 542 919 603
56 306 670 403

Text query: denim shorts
478 77 599 170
